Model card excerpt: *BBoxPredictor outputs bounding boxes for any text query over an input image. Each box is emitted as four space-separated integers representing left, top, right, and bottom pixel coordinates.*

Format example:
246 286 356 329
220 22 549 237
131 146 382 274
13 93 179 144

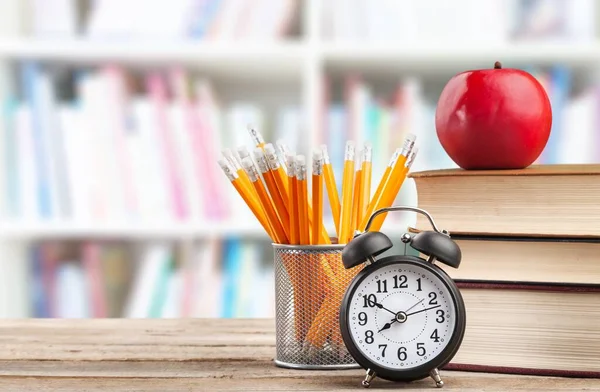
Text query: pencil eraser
295 155 306 165
217 158 230 170
218 158 237 181
312 149 323 160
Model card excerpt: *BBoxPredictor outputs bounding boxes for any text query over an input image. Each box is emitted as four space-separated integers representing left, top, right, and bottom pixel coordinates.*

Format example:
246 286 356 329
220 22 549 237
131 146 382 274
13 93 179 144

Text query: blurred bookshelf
0 0 598 318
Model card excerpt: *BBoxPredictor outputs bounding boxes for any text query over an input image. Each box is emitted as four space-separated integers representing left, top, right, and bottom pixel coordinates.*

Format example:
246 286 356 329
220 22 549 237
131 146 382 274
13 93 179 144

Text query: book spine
444 363 600 379
82 242 107 318
21 63 52 219
147 73 188 220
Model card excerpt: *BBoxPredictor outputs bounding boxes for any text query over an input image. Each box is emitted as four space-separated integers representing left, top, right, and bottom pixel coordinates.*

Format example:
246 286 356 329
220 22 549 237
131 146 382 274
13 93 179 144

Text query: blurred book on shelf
0 238 274 318
2 62 303 226
321 0 595 43
9 0 301 41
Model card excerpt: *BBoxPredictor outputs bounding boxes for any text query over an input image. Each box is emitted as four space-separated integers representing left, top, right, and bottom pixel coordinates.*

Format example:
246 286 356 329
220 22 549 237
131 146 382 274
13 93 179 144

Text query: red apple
435 61 552 170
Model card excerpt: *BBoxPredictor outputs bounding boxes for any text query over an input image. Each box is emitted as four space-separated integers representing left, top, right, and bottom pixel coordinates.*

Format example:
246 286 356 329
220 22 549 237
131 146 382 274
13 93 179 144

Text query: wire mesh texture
273 244 363 369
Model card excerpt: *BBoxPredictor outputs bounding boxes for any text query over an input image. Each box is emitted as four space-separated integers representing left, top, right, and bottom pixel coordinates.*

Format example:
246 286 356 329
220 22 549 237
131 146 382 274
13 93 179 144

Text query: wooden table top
0 318 594 391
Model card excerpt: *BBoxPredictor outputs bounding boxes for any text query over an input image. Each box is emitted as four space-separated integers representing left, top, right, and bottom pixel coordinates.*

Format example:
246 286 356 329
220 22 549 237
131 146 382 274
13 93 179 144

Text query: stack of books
409 164 600 377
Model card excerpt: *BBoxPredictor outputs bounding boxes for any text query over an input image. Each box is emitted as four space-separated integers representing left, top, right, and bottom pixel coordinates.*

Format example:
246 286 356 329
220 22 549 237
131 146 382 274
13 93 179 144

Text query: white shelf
0 38 306 82
322 42 600 74
0 222 271 239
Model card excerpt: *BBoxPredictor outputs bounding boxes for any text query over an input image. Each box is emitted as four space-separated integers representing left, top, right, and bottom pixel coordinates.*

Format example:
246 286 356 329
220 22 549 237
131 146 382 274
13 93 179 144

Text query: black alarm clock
339 206 465 388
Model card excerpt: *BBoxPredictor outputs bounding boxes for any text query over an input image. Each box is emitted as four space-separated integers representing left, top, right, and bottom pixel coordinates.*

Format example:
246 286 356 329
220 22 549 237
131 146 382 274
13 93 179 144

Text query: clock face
346 261 457 371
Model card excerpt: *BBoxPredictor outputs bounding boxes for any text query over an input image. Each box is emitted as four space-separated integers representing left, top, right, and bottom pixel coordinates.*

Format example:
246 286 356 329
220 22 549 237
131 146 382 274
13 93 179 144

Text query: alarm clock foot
430 368 444 388
361 369 376 388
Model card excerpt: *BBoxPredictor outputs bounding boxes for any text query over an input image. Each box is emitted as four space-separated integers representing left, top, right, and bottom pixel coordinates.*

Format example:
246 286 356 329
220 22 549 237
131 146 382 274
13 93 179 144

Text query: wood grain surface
0 318 595 391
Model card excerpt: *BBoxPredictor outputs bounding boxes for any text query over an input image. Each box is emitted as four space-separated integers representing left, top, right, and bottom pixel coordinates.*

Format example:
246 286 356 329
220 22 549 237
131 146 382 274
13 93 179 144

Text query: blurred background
0 0 597 318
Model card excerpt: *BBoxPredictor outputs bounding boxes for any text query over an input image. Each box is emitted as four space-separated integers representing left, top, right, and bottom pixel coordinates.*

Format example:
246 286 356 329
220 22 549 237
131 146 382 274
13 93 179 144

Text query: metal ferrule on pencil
218 158 238 182
389 148 401 167
406 147 419 168
400 133 417 157
285 152 296 176
344 141 355 161
312 150 323 175
241 157 260 182
253 148 270 174
264 144 281 170
363 143 373 163
296 156 307 181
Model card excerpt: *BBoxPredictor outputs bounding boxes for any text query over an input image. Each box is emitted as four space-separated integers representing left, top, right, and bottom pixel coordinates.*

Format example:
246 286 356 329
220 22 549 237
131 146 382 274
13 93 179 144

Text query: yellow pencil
312 149 324 245
264 143 289 196
359 134 416 231
236 145 252 168
350 149 363 235
361 148 400 226
253 148 291 239
222 148 257 198
369 147 419 232
276 139 290 174
286 152 299 245
296 155 310 245
241 156 288 244
339 141 356 244
321 145 341 238
218 158 274 240
359 143 372 224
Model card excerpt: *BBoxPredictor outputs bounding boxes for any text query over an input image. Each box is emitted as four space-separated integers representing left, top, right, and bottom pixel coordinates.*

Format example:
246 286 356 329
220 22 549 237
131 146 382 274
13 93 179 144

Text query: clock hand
365 297 396 316
377 320 396 333
406 304 441 317
404 298 424 313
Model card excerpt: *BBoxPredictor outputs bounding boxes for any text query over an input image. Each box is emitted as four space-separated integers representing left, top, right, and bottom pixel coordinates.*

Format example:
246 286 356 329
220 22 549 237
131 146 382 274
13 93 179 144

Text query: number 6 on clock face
339 256 466 383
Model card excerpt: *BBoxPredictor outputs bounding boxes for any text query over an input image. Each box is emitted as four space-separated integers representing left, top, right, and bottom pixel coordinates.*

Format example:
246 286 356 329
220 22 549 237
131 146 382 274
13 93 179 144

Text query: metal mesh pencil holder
273 244 362 369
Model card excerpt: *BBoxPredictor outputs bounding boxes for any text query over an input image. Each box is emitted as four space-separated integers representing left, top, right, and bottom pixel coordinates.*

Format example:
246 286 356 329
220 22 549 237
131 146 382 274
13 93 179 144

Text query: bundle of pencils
218 127 418 349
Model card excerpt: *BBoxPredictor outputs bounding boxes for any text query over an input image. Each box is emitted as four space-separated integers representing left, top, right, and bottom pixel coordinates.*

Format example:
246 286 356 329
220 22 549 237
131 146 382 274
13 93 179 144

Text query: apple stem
494 61 502 69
